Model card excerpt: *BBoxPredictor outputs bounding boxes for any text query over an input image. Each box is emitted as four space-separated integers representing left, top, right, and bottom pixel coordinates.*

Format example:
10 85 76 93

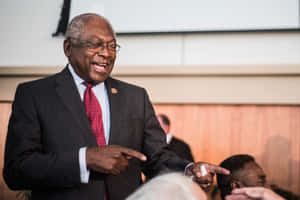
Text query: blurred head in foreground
126 173 207 200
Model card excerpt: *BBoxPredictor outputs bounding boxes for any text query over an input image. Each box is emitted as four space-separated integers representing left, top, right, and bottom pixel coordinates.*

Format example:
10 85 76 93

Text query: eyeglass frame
67 37 121 53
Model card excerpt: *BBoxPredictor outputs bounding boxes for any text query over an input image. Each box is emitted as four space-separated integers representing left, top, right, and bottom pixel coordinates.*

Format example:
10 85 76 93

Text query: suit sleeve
183 145 194 163
173 139 194 162
140 89 190 178
3 84 81 190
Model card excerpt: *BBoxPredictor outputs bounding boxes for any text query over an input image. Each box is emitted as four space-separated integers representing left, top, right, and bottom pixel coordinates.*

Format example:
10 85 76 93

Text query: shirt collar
68 64 105 90
166 133 173 144
68 64 84 86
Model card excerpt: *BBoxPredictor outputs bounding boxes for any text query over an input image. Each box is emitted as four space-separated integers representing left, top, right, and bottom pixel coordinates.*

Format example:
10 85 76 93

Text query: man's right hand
86 145 147 175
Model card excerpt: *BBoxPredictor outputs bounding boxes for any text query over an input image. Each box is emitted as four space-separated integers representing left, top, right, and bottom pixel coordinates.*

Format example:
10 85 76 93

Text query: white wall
72 0 299 33
0 0 300 67
116 32 300 66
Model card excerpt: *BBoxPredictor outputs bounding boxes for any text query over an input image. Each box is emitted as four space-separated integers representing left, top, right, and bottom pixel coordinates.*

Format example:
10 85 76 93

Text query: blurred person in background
157 114 194 162
217 154 299 200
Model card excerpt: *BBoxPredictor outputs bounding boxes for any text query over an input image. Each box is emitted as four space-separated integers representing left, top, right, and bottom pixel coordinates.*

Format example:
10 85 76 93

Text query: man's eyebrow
106 39 116 43
87 36 116 43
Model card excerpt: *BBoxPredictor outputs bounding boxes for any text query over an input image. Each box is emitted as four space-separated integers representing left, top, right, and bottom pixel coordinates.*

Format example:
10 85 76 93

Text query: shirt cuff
184 162 194 175
79 147 90 183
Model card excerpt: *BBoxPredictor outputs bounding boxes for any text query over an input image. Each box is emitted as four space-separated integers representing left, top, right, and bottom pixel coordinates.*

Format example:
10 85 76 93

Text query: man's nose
96 45 110 57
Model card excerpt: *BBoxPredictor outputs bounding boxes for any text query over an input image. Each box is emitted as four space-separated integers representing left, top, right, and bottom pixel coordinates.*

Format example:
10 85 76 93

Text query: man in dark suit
157 114 194 162
3 13 229 200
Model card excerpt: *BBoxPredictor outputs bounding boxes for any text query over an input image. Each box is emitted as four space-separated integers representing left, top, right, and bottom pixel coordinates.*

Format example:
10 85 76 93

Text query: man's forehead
84 18 111 30
81 20 115 40
233 161 264 177
243 161 262 170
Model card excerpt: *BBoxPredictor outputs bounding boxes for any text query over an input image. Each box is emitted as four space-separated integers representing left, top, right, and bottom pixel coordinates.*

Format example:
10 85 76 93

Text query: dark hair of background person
216 154 255 200
158 114 170 126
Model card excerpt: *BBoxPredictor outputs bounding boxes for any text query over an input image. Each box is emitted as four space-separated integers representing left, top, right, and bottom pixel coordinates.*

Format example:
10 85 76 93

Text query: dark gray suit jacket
3 67 189 200
168 136 194 162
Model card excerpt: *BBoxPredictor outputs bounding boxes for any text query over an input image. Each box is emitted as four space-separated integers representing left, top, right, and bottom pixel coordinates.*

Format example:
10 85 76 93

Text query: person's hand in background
225 187 285 200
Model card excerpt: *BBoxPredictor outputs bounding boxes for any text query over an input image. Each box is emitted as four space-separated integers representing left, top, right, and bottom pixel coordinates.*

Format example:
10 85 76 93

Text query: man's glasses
69 37 120 53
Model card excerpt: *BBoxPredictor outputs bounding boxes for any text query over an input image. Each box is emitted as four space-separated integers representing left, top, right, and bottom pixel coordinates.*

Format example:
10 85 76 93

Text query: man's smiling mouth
91 62 108 72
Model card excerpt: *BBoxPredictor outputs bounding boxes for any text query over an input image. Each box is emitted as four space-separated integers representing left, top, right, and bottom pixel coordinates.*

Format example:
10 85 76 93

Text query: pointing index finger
206 164 230 175
119 147 147 162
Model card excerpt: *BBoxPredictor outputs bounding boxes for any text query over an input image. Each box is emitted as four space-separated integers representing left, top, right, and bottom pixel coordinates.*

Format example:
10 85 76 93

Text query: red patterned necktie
83 82 106 146
83 82 108 200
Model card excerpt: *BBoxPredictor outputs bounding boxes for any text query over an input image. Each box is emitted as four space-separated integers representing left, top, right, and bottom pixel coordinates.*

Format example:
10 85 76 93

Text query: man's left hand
185 162 230 189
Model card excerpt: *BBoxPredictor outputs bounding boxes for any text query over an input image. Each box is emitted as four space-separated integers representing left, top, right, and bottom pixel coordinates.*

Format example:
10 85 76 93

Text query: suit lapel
105 77 124 145
55 67 97 146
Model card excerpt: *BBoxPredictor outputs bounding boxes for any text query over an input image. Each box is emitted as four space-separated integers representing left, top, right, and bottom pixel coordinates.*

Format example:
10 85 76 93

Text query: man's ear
63 39 71 57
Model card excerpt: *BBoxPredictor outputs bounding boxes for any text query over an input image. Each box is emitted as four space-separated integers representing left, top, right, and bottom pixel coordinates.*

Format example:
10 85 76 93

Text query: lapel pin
111 88 118 94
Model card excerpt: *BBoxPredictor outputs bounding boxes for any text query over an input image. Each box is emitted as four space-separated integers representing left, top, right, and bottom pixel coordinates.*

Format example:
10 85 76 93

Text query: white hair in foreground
126 173 207 200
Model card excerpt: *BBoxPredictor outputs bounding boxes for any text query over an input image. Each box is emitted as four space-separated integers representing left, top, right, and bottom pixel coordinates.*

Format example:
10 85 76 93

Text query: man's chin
90 73 109 84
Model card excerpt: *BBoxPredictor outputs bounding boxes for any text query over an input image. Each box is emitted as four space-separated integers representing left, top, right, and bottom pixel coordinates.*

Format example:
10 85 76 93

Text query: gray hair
126 173 207 200
65 13 116 39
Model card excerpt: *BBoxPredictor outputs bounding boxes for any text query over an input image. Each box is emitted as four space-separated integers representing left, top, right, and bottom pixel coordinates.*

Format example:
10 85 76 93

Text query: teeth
94 63 107 67
92 63 107 72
